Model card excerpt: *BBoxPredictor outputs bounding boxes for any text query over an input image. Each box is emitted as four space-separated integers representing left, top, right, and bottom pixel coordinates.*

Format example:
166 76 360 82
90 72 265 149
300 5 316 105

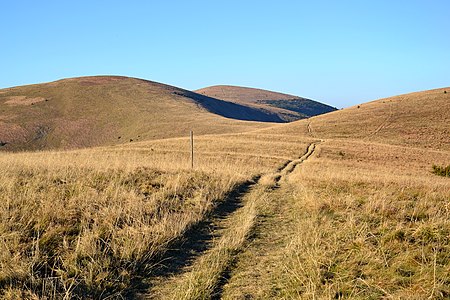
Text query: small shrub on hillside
432 164 450 177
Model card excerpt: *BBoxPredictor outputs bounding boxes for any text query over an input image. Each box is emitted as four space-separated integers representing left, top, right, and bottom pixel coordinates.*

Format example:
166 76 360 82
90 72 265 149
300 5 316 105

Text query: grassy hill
212 87 449 299
267 87 450 151
0 76 283 151
0 84 449 299
196 85 337 121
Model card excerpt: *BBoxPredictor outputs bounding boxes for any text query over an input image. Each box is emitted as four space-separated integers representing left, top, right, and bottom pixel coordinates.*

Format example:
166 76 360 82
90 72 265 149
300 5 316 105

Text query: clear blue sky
1 1 449 107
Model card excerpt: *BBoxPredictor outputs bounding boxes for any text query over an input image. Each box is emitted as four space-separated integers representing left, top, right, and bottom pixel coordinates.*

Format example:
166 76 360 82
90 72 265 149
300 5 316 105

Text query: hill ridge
196 85 337 121
196 84 306 101
268 86 450 151
0 76 280 151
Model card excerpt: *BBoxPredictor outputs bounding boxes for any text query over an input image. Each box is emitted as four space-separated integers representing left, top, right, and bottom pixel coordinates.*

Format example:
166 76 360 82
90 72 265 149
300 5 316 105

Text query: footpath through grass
221 140 450 299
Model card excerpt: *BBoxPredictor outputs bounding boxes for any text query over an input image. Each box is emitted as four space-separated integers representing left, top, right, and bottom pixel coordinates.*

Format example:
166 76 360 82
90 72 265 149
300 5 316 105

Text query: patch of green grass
258 99 336 117
432 164 450 177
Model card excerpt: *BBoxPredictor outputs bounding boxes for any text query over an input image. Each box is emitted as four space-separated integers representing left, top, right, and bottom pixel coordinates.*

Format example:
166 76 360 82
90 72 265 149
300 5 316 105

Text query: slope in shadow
174 91 285 123
258 99 337 117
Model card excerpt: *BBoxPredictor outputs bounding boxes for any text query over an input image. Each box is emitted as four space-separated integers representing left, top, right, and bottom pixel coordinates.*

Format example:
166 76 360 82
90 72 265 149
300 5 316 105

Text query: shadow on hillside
175 91 285 123
258 99 337 116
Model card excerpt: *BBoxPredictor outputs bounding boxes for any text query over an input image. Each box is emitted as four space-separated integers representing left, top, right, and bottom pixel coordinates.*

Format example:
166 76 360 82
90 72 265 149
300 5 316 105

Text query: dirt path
219 144 318 299
280 143 316 177
307 122 313 136
370 101 394 136
220 186 299 299
141 142 318 299
130 177 259 299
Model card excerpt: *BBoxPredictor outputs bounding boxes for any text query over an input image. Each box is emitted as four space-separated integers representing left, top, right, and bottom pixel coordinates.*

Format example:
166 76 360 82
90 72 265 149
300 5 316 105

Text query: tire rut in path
211 142 318 299
132 176 260 299
141 142 318 299
158 176 260 275
307 122 313 135
369 101 394 136
276 142 316 182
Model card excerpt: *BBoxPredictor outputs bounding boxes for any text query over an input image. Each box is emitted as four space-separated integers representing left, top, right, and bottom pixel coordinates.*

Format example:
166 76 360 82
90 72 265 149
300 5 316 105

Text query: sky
1 0 449 108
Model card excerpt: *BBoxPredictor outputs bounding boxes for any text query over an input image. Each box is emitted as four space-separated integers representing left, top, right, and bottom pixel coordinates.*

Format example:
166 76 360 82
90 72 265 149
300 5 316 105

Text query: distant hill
195 85 337 121
267 87 450 151
0 76 280 151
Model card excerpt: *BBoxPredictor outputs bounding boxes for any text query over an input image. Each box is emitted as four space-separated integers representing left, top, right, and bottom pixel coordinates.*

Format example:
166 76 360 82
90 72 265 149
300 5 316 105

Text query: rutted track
216 142 319 299
142 142 318 299
130 177 260 299
279 142 316 178
307 122 313 135
370 101 394 136
211 142 318 299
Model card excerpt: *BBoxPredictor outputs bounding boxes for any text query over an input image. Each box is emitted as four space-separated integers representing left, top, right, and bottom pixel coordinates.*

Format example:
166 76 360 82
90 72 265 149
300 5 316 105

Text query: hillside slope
267 87 450 151
1 85 449 299
0 76 281 151
195 85 337 121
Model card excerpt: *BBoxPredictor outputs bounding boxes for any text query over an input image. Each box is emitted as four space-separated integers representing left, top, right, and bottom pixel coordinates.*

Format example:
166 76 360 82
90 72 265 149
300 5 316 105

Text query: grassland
0 152 239 298
0 131 310 299
270 87 450 151
0 76 279 151
0 85 449 299
221 140 450 299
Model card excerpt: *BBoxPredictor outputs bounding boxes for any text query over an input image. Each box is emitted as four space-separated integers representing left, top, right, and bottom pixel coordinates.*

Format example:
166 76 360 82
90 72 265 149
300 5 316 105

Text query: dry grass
222 139 450 299
266 87 450 151
283 141 450 299
1 84 448 299
0 76 274 151
0 132 309 299
4 96 47 106
0 156 238 298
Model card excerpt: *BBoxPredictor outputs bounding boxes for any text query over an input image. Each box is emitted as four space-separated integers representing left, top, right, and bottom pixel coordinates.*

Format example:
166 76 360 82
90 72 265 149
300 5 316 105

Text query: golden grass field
0 83 449 299
0 131 311 299
270 87 450 151
221 140 449 299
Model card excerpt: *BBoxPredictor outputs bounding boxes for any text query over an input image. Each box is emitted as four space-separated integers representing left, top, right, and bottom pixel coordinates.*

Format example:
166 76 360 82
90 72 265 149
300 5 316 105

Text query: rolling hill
0 76 285 151
195 85 337 121
266 87 450 151
1 82 449 299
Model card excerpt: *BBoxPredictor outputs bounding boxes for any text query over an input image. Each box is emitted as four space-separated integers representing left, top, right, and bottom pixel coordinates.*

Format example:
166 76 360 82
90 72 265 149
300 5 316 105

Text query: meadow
0 85 449 299
221 139 450 299
0 132 310 299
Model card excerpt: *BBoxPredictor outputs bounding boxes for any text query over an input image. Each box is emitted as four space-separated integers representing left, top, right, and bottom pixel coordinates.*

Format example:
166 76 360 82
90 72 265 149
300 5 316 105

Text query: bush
432 164 450 177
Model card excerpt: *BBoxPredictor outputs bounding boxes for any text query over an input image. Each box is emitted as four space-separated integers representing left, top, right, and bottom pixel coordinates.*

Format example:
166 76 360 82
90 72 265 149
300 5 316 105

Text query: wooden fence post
190 130 194 169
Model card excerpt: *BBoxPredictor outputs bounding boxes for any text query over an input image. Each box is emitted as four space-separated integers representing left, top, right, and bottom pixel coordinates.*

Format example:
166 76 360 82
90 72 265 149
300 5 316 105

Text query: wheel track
307 122 313 136
211 142 318 299
130 177 259 299
279 142 316 178
370 101 394 136
141 142 318 299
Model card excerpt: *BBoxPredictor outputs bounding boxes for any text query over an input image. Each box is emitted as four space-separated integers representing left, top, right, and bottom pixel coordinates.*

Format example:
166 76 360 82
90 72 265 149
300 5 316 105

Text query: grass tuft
432 164 450 177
